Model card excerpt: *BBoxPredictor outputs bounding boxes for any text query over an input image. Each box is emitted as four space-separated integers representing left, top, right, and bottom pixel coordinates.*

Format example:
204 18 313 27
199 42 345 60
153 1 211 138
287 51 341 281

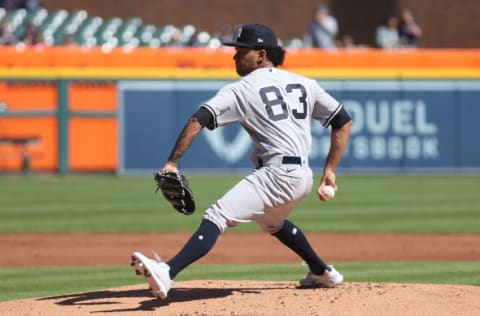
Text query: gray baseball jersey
202 67 342 233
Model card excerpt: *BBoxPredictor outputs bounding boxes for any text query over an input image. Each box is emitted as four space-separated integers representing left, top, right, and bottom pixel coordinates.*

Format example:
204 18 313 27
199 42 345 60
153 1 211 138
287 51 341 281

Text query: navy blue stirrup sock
272 219 329 275
167 219 220 279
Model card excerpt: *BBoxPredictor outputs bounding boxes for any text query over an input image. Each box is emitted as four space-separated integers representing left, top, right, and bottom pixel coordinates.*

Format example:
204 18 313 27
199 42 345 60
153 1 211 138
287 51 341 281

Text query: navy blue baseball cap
223 24 280 48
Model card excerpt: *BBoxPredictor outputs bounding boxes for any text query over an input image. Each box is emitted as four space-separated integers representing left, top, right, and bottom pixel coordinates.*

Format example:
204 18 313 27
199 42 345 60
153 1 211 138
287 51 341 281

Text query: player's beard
233 48 258 76
235 61 256 76
235 63 247 76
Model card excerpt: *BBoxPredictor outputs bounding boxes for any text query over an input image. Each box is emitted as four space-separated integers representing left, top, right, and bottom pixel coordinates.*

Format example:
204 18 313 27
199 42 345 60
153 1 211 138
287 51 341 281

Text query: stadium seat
95 17 122 47
117 17 143 47
5 8 28 38
39 9 69 45
284 38 304 49
53 10 88 45
0 8 6 23
137 24 157 47
29 8 48 27
76 16 103 47
0 7 298 48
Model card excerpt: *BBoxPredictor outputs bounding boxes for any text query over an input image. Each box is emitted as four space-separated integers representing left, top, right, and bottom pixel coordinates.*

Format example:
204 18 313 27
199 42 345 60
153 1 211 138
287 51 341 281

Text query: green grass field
1 262 479 301
1 174 479 233
0 174 479 301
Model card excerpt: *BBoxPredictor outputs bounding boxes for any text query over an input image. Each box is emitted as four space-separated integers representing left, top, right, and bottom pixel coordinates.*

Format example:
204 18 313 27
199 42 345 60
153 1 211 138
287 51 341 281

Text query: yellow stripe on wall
1 67 480 80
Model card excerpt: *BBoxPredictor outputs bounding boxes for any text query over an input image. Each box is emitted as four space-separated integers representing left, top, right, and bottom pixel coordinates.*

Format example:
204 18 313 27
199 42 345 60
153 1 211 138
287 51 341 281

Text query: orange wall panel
68 117 117 171
0 117 57 171
68 82 117 111
0 82 57 110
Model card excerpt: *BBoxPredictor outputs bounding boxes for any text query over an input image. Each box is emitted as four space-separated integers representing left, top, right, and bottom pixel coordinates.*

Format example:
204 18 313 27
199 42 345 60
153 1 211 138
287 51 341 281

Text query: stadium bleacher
0 7 303 48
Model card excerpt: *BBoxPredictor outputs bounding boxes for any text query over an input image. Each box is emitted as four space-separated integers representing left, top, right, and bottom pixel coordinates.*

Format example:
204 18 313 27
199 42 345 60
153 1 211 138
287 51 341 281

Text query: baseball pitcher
132 23 352 299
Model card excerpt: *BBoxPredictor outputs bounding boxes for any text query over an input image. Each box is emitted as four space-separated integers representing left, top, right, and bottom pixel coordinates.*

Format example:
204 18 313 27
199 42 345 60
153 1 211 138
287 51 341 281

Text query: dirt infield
1 232 479 266
1 232 479 315
1 281 479 316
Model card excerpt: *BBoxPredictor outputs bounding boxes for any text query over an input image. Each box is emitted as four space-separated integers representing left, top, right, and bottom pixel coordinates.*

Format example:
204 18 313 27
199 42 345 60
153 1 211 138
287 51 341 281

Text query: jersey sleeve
311 82 343 127
202 83 244 129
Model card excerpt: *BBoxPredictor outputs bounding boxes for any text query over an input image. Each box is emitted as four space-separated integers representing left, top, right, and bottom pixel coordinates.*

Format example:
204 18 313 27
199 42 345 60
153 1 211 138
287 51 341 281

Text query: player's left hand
154 170 195 215
161 162 178 173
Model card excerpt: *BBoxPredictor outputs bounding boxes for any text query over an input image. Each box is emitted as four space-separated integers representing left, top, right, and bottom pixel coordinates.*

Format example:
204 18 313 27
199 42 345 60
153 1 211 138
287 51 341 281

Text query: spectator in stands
0 0 18 11
22 0 41 13
338 34 356 49
62 33 79 47
219 23 234 43
398 9 422 47
0 20 18 45
375 16 400 49
303 4 338 49
186 29 202 47
1 0 39 11
164 26 183 47
21 21 44 46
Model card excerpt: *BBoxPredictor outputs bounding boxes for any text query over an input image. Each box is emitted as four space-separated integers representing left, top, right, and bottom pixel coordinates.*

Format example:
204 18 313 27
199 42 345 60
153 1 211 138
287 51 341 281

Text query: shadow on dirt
38 286 264 313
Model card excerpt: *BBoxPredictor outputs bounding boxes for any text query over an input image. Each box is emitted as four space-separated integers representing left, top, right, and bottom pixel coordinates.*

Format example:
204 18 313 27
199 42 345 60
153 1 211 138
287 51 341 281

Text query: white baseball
321 185 335 200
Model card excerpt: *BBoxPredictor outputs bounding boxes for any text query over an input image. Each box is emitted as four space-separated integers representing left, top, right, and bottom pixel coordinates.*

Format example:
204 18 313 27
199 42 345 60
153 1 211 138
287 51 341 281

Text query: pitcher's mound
1 281 479 316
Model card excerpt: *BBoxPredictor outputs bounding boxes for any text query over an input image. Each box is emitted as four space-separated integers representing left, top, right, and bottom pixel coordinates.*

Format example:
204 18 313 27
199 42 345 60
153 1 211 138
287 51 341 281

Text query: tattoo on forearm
167 119 202 164
168 127 189 163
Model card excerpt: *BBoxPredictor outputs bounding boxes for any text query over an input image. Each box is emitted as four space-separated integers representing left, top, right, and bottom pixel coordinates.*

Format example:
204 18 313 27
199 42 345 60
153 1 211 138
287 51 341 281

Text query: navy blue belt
281 156 302 165
257 156 301 167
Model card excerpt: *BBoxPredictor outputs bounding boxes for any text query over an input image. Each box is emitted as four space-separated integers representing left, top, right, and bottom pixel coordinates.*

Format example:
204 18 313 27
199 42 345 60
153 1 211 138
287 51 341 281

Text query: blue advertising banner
118 80 480 174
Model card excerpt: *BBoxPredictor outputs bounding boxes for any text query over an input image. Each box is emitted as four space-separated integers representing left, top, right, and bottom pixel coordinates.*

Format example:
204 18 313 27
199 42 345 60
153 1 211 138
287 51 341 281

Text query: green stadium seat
6 8 28 37
180 24 196 44
158 24 179 46
0 8 6 23
118 17 143 47
76 16 103 47
137 24 157 47
53 10 88 45
40 10 69 45
3 8 298 49
207 36 221 48
284 38 303 49
29 8 48 27
95 17 122 46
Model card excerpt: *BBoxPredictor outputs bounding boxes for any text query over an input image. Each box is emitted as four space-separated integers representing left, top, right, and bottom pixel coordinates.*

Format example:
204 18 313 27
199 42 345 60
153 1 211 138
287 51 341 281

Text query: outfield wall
117 80 480 174
0 47 479 173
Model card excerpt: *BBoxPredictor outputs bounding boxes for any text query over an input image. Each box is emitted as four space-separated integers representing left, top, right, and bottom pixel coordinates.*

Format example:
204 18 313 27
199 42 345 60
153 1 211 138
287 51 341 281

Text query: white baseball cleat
299 265 344 288
131 251 173 299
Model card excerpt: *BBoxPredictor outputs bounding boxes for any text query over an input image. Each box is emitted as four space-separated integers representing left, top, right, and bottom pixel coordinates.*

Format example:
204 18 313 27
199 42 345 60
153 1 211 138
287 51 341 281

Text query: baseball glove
154 171 195 215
